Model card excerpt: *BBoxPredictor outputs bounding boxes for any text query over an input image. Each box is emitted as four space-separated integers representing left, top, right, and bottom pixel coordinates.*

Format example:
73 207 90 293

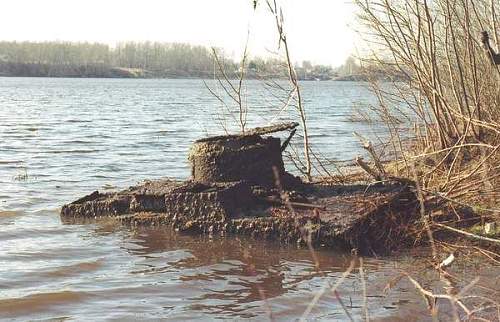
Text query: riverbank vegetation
331 0 499 319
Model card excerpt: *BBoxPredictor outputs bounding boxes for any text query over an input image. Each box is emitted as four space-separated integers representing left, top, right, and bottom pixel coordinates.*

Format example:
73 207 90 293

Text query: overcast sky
0 0 357 66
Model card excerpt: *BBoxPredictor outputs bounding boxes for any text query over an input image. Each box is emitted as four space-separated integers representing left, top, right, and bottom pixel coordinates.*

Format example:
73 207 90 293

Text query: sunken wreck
61 122 419 254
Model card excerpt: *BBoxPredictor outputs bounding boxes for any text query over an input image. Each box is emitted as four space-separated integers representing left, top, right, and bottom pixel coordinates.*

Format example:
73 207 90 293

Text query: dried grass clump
353 0 499 236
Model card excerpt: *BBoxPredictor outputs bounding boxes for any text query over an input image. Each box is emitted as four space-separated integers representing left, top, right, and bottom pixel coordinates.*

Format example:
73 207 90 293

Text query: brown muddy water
1 78 498 321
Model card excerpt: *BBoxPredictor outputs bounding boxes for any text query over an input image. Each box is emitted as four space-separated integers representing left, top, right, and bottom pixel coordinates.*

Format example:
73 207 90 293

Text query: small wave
102 184 117 190
116 152 140 156
61 140 95 144
92 174 115 179
41 260 104 278
65 119 92 123
307 133 329 138
152 129 175 134
0 210 21 218
0 160 24 164
39 149 100 154
85 134 113 139
0 291 89 317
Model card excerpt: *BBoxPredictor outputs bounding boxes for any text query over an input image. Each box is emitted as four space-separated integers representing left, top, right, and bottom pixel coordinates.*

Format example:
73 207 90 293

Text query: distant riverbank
0 62 407 81
0 62 209 79
0 62 346 80
0 41 340 80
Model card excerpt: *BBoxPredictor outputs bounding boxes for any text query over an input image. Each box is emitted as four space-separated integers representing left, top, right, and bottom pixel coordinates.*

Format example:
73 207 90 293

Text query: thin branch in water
299 260 356 322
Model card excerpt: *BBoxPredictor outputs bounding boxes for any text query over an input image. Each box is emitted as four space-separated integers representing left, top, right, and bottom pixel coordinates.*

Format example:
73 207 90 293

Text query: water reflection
162 234 339 296
90 222 400 319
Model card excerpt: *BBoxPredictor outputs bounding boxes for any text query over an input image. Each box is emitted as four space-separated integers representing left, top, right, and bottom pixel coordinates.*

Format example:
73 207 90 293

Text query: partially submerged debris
62 180 416 253
61 123 418 254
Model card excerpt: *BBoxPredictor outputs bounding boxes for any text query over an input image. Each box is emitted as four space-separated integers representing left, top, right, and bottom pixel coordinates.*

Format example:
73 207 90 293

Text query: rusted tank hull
61 179 418 254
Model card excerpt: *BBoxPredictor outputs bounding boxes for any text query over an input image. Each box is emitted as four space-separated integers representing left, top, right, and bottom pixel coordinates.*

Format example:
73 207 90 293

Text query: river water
0 78 497 321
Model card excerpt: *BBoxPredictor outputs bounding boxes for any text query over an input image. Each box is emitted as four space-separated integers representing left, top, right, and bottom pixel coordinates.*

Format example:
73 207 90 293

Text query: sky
0 0 357 66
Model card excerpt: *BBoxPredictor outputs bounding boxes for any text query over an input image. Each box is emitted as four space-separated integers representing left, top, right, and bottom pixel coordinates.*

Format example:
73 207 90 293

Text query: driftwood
281 129 296 152
354 132 387 179
355 156 383 181
244 122 299 136
434 223 500 245
262 196 326 210
481 31 500 65
195 122 299 143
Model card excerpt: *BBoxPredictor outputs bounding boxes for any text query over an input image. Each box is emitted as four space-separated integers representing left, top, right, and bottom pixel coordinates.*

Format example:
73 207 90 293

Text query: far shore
0 63 393 81
0 72 379 82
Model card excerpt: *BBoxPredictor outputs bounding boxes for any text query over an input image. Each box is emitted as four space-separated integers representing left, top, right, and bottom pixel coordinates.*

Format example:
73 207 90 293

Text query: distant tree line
0 41 219 78
0 41 343 79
